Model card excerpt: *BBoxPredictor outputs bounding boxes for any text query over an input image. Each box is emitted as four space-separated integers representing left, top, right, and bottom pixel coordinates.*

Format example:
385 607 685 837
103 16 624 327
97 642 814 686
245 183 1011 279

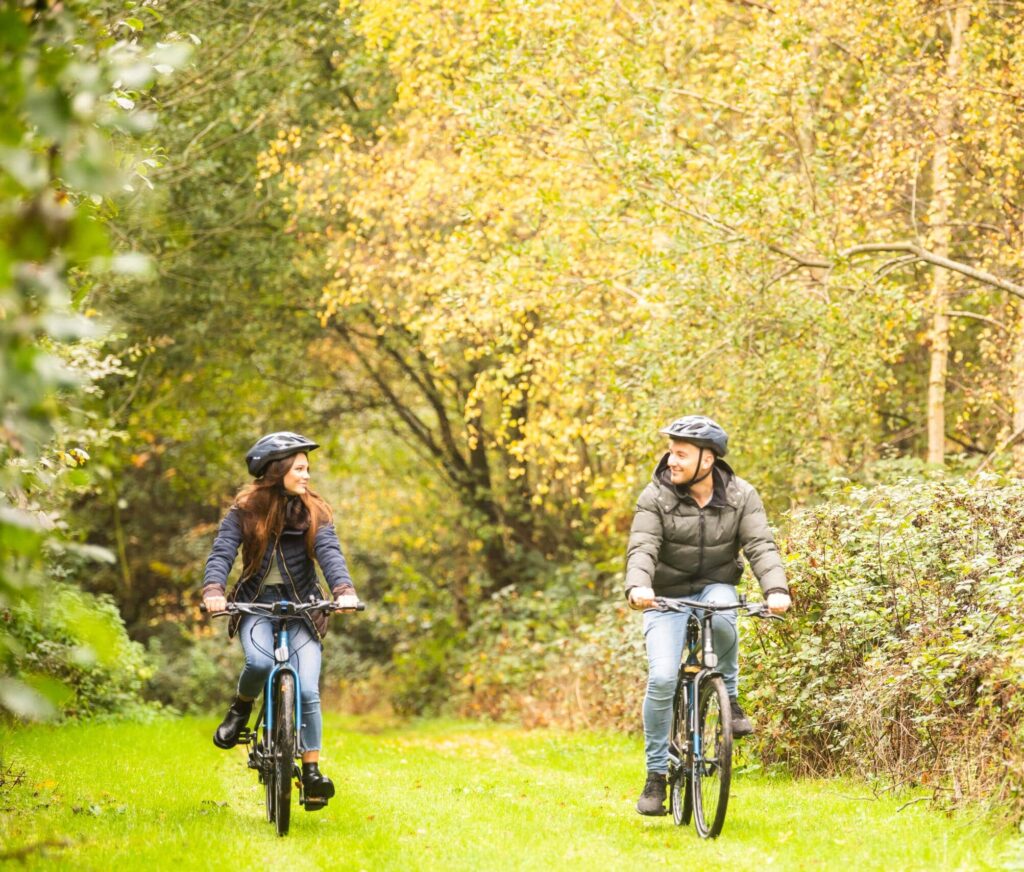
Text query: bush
144 622 239 715
5 584 157 720
452 563 645 729
747 472 1024 819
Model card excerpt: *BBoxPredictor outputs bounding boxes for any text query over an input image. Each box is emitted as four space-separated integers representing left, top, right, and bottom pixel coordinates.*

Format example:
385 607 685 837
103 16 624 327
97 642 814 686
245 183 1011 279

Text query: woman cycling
201 431 359 810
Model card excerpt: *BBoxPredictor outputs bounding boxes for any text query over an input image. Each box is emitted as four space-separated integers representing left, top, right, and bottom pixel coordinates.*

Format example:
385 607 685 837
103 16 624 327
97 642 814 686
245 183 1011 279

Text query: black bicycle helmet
659 415 728 457
245 431 320 478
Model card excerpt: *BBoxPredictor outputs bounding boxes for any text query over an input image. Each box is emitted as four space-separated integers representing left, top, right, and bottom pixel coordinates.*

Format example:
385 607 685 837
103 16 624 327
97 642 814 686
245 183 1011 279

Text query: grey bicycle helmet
245 431 320 478
659 415 728 457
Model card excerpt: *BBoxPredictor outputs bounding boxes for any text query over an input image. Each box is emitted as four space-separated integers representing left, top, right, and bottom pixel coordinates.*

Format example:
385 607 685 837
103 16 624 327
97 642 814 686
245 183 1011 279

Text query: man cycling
625 415 791 816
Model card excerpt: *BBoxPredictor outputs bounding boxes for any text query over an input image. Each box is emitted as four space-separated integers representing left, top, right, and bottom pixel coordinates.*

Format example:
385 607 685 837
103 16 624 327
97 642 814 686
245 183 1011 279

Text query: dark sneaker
636 772 668 816
302 764 335 811
213 697 253 749
730 697 754 738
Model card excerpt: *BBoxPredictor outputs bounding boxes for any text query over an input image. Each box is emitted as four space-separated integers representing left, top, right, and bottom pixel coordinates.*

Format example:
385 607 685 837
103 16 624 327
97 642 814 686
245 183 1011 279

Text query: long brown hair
232 453 333 579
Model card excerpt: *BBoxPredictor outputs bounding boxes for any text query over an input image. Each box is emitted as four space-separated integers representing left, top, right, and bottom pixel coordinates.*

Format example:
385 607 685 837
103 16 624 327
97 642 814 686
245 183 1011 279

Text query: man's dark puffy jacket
201 506 354 604
624 454 787 599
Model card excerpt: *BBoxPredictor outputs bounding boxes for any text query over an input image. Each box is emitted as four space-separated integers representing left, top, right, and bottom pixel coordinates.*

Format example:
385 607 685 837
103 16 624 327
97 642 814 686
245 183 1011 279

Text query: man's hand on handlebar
628 586 656 610
203 593 227 614
766 591 791 614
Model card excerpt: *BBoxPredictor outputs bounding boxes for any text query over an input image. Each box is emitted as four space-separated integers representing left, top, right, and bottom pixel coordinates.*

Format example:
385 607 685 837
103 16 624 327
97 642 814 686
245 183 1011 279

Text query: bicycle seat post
702 612 718 669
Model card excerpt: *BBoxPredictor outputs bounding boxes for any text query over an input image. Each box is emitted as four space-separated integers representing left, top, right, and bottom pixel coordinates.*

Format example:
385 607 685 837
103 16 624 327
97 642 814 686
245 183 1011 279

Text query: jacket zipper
279 542 324 641
697 508 706 577
278 546 302 603
252 534 282 602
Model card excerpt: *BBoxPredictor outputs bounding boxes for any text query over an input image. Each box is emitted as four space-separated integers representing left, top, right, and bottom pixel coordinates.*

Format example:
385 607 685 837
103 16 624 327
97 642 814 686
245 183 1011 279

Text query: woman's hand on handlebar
334 592 360 613
766 591 791 614
203 593 227 614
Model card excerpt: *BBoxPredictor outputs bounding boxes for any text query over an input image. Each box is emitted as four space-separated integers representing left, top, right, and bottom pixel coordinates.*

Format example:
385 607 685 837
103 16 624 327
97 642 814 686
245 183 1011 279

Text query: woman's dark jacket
624 455 788 599
201 505 355 605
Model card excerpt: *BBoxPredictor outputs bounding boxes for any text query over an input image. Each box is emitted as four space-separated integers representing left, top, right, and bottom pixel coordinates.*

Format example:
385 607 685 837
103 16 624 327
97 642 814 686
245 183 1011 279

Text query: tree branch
973 423 1024 475
945 310 1008 331
840 242 1024 299
360 312 472 481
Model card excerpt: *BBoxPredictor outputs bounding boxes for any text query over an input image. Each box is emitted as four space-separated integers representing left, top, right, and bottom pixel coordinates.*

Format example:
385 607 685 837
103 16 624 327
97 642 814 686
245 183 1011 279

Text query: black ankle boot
729 696 754 738
636 771 668 816
302 762 335 810
213 697 253 749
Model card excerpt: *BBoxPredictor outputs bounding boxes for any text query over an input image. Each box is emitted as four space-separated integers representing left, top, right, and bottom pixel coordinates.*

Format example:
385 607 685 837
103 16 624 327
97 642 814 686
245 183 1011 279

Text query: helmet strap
684 447 714 488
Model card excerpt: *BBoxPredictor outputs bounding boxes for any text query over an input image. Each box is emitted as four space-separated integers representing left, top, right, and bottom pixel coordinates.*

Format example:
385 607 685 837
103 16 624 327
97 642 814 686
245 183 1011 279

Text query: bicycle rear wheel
273 673 296 836
668 683 692 826
691 675 732 838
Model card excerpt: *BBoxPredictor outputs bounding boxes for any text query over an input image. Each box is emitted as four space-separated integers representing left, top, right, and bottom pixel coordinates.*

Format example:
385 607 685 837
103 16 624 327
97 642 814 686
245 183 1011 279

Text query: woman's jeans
642 583 740 774
236 590 323 752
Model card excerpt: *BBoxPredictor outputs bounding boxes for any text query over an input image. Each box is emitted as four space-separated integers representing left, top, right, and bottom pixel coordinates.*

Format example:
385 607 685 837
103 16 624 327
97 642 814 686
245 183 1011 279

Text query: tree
0 0 188 716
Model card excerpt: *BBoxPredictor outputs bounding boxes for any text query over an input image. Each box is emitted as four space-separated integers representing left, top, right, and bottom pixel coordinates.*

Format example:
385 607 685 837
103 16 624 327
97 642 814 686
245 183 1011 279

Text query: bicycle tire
273 673 296 836
691 675 732 838
260 736 273 824
248 705 272 823
669 683 692 826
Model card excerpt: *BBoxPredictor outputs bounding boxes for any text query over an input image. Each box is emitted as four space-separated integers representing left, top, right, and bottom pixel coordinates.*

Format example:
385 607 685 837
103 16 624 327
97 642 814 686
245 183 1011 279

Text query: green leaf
0 676 57 720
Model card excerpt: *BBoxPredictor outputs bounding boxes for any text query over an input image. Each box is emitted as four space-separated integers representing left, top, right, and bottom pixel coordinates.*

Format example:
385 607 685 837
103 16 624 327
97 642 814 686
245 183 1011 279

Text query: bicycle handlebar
200 599 365 617
652 597 784 620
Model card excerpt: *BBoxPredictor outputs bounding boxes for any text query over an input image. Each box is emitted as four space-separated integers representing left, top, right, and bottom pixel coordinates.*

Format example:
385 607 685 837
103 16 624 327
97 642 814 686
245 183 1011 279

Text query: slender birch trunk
1013 305 1024 472
926 5 970 465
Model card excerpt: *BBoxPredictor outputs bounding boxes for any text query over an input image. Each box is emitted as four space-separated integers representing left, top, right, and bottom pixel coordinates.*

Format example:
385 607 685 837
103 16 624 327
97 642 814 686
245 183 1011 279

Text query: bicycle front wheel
669 684 692 826
691 675 732 838
273 673 296 836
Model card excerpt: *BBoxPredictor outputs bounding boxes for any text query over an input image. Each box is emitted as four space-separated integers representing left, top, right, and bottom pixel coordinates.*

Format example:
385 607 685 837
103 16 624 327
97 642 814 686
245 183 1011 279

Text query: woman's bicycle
655 594 782 839
203 598 364 836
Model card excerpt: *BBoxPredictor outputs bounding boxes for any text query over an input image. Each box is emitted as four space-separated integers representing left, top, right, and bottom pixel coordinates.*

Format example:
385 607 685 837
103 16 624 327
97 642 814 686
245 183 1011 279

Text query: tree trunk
1013 303 1024 473
926 5 970 465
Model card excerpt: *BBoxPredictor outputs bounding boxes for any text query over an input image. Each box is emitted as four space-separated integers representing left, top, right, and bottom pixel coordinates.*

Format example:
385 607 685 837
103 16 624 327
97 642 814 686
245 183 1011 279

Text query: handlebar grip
200 601 232 617
329 601 366 612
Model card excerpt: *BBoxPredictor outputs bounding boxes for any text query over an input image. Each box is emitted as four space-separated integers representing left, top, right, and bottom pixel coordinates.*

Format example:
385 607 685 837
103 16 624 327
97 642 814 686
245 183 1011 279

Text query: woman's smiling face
283 453 310 495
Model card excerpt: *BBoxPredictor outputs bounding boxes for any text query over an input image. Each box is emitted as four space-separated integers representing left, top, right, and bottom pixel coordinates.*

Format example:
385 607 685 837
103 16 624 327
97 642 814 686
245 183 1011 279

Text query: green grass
1 715 1021 870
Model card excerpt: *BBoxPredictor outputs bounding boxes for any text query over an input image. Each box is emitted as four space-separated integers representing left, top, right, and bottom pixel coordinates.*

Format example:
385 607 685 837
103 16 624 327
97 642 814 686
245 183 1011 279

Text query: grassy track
1 715 1020 871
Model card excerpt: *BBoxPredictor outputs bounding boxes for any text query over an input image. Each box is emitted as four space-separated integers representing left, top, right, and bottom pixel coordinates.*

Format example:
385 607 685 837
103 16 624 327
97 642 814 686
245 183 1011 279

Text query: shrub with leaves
0 0 188 717
453 564 645 729
747 470 1024 818
5 583 156 719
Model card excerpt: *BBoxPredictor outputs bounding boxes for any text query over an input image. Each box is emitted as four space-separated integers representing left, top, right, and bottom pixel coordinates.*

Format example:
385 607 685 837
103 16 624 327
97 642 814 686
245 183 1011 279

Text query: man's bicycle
655 595 781 839
203 598 364 836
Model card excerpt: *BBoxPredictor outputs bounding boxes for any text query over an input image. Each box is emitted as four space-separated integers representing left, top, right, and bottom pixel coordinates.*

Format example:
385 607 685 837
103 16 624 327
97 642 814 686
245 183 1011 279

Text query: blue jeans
236 591 323 752
642 583 740 773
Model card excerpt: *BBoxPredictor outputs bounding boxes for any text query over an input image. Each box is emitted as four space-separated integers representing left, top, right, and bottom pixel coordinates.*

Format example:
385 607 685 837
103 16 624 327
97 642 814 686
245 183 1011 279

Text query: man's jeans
236 589 324 752
642 583 740 774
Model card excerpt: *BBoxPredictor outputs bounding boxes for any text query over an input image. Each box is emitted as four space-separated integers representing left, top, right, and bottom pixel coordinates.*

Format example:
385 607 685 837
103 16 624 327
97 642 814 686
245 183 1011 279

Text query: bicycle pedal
303 797 328 812
236 728 254 745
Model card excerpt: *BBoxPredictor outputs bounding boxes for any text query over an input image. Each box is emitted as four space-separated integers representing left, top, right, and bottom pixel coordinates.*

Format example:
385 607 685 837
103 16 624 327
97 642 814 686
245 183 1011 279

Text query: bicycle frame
256 605 303 761
669 611 719 772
